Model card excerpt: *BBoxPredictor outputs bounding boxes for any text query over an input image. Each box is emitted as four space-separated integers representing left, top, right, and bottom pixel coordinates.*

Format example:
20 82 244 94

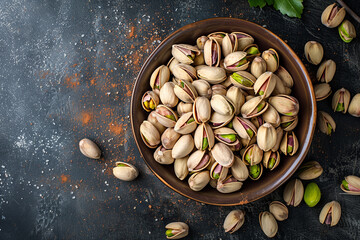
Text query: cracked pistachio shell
316 60 336 83
196 65 227 84
230 70 256 90
113 162 139 181
340 175 360 195
338 20 356 43
193 52 205 66
212 84 227 96
317 111 336 135
211 94 235 116
154 146 174 165
222 33 238 57
161 128 181 149
251 56 266 78
262 48 279 72
154 105 178 128
171 44 200 64
79 138 101 159
269 95 299 116
223 210 245 234
304 41 323 65
221 76 234 88
172 134 194 159
173 79 198 103
275 66 293 88
314 83 332 101
188 170 210 191
140 120 161 148
210 161 229 181
194 123 215 151
196 35 209 50
167 57 180 74
193 97 211 123
243 144 263 166
283 179 304 207
248 163 263 180
233 116 257 140
172 63 197 82
223 51 249 72
231 156 249 181
263 104 281 128
226 86 245 115
210 112 234 129
150 65 170 94
232 32 254 50
174 157 189 180
269 201 288 221
211 142 235 167
280 131 299 156
241 96 268 118
348 93 360 117
263 150 280 171
259 211 278 238
280 115 298 131
251 115 264 129
298 161 323 180
332 88 351 113
271 127 284 152
257 123 277 152
142 91 160 112
187 150 212 172
319 201 341 227
160 82 178 108
254 72 277 98
244 44 261 60
204 37 221 67
176 102 193 116
174 112 197 135
207 32 226 44
192 80 212 99
165 222 189 239
214 127 240 146
147 111 166 134
321 3 346 28
272 73 290 95
217 175 243 193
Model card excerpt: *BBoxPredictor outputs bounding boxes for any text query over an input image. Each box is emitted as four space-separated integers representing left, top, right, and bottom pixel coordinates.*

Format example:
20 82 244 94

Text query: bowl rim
130 17 317 206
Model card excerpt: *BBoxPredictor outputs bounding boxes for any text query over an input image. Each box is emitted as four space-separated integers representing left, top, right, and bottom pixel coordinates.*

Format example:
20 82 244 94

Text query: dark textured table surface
0 0 360 239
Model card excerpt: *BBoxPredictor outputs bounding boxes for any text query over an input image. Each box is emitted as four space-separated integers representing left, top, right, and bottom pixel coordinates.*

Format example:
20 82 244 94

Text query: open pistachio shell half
154 105 178 128
210 161 229 181
194 123 215 151
280 115 298 131
140 120 161 148
171 44 200 64
232 116 257 140
229 71 256 90
174 157 189 180
113 161 139 181
254 72 277 98
321 3 346 28
319 201 341 227
165 222 189 239
154 145 174 164
340 175 360 195
259 211 278 238
317 111 336 136
263 150 280 171
173 79 198 103
214 127 240 146
269 201 288 221
241 96 268 118
188 170 210 191
280 131 299 156
223 51 249 72
204 37 221 67
283 178 304 207
217 175 243 193
211 142 234 167
174 112 197 135
332 88 351 113
223 210 245 234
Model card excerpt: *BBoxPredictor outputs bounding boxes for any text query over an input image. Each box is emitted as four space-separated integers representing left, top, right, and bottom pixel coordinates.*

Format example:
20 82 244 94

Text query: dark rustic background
0 0 359 239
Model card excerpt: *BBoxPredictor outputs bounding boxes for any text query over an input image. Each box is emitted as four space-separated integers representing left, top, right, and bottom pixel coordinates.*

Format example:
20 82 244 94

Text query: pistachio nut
172 63 197 82
188 170 210 191
193 97 211 123
159 82 179 108
319 201 341 227
280 115 298 131
167 57 180 74
210 162 229 181
317 111 336 136
226 86 245 115
283 178 304 207
332 88 351 113
304 41 323 65
272 73 291 95
196 35 209 50
263 150 280 171
147 111 166 134
257 123 277 152
232 32 254 51
340 175 360 195
248 163 263 180
217 175 243 193
231 156 249 181
280 131 299 156
269 94 299 116
210 112 234 129
321 3 346 28
214 127 240 146
193 123 214 151
263 104 281 128
250 115 264 129
222 33 238 57
212 84 227 96
275 66 293 88
314 83 332 101
79 138 101 159
174 157 189 180
228 141 242 152
154 145 174 164
259 211 278 238
229 71 256 90
196 65 227 84
243 144 263 166
154 105 178 128
150 65 170 94
204 37 221 67
193 52 205 66
221 76 233 88
172 134 194 159
223 51 249 71
165 222 189 239
161 128 181 149
262 48 279 72
187 150 212 172
112 162 139 181
192 80 212 99
211 142 234 167
211 94 235 116
173 79 198 103
171 44 200 64
250 56 266 78
338 20 356 43
142 91 160 112
176 102 193 116
348 93 360 117
271 127 283 152
269 201 288 221
207 32 226 44
316 60 336 83
140 120 161 148
174 112 197 134
232 116 257 140
297 161 323 180
223 210 245 234
244 44 260 60
253 72 276 98
241 96 268 118
304 182 321 207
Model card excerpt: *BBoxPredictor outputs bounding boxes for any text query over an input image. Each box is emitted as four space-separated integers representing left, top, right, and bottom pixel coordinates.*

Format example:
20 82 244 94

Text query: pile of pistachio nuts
139 31 301 194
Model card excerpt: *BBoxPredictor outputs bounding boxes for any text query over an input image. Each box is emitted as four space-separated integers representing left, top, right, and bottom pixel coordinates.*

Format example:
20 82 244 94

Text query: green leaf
273 0 303 18
248 0 268 8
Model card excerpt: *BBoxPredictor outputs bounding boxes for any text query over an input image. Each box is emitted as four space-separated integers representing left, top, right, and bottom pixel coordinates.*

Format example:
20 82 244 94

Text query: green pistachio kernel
287 145 293 154
342 180 349 190
202 137 208 150
246 128 254 138
336 103 344 112
245 152 251 163
247 47 259 55
232 73 253 87
166 114 176 121
166 229 174 237
284 112 293 116
257 102 265 112
213 172 220 179
187 118 195 124
259 90 264 95
221 134 236 142
327 123 333 135
236 58 247 67
143 101 150 109
338 22 354 43
117 163 127 167
282 122 292 128
250 164 260 178
149 99 155 109
304 182 321 207
268 158 276 169
226 122 233 128
180 81 185 88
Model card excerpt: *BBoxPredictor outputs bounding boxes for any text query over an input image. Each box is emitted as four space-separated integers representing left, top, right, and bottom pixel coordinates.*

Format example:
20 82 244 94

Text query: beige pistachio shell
192 80 212 99
241 96 268 118
257 123 277 152
232 32 254 50
79 138 101 159
231 156 249 181
187 150 211 172
226 86 245 115
283 178 304 207
275 66 293 88
167 57 180 74
280 131 299 156
269 201 288 221
173 79 198 103
193 97 211 123
161 128 181 149
249 116 263 129
174 157 189 180
321 3 346 28
317 111 336 135
211 94 235 116
259 211 278 238
317 60 336 83
217 175 243 193
269 95 299 116
223 51 249 71
194 123 215 151
251 56 266 78
188 170 210 191
177 102 193 116
113 162 139 181
297 161 323 180
204 37 221 67
174 112 197 135
210 162 229 182
171 44 200 64
142 91 160 112
172 134 194 159
212 84 227 96
172 63 197 82
193 52 205 66
160 82 179 107
210 112 234 129
154 146 174 164
211 142 234 167
214 127 239 146
221 76 234 88
165 222 189 239
271 127 283 152
243 144 263 166
140 120 161 148
232 116 257 140
263 104 281 128
196 35 209 50
319 201 341 227
314 83 332 101
196 65 227 84
263 150 280 171
348 93 360 117
244 44 261 60
254 72 276 98
280 115 298 131
207 32 226 44
223 210 245 234
150 65 170 93
272 73 291 95
304 41 324 65
222 33 238 57
341 175 360 195
332 88 351 113
262 48 279 72
229 71 256 90
154 105 178 128
147 111 166 134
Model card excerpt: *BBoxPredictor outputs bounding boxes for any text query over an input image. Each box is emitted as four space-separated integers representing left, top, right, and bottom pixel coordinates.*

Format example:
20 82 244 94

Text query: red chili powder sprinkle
60 174 70 184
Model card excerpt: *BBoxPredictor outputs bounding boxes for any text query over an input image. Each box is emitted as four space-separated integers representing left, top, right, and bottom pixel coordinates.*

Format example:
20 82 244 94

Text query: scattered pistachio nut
332 88 351 113
304 41 323 65
317 111 336 136
338 20 356 43
165 222 189 239
316 60 336 83
283 178 304 207
269 201 288 221
321 3 346 28
259 211 278 238
340 175 360 195
304 182 321 207
112 161 139 181
79 138 101 159
314 83 332 101
348 93 360 117
319 201 341 227
297 161 323 180
223 210 245 234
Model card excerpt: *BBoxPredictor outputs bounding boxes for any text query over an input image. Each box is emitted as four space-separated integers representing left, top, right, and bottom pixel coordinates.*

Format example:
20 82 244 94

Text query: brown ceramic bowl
130 18 316 206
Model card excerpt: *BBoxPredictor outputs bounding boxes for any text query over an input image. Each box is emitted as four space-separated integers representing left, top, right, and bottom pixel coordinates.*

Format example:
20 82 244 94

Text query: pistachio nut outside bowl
130 18 316 206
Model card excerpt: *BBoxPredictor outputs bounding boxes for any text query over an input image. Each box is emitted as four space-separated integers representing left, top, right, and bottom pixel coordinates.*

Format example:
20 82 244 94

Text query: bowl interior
131 18 316 206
